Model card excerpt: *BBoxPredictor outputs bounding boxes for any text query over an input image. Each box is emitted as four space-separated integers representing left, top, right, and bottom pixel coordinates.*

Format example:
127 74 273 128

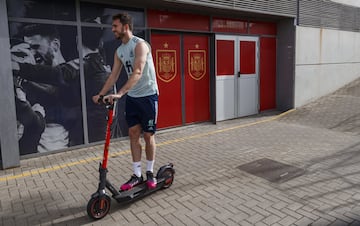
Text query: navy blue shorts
125 94 158 133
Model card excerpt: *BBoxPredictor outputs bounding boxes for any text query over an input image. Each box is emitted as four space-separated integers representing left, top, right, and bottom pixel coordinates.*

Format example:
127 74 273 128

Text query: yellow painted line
0 109 295 182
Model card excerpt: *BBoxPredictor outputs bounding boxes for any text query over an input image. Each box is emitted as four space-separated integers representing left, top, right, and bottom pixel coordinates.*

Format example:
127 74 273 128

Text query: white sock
133 161 141 177
146 160 155 173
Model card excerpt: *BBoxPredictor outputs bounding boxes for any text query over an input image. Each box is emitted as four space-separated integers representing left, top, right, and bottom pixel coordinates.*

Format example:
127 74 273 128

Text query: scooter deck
112 177 166 204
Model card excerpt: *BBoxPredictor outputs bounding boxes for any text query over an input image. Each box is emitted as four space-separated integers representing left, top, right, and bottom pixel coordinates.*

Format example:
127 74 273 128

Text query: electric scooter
87 97 175 220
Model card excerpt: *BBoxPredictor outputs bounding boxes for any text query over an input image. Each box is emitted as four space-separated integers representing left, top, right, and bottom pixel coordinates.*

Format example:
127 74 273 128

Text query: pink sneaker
120 174 143 191
146 171 157 189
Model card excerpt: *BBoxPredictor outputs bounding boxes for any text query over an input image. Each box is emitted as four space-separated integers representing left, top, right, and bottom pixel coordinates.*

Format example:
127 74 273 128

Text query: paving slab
1 78 360 225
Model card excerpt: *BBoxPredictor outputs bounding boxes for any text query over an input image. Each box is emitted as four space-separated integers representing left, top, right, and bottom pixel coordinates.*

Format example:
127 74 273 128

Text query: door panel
183 35 210 123
216 36 236 121
238 38 259 117
216 40 235 76
238 76 258 117
151 34 182 128
216 79 235 120
240 41 256 74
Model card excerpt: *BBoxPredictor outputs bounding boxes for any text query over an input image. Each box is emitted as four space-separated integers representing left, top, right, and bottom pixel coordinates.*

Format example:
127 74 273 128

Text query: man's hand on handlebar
92 94 101 104
103 94 121 104
92 94 122 105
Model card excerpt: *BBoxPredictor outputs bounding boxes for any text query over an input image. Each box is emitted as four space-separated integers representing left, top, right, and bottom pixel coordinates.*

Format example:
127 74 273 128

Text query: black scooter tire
160 169 174 189
87 195 111 220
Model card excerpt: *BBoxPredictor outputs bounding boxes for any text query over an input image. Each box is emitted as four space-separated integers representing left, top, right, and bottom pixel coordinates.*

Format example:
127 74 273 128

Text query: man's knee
129 125 141 139
143 132 155 144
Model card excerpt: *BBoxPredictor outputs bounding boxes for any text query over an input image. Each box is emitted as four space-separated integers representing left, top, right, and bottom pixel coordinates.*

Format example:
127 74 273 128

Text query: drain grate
238 158 305 183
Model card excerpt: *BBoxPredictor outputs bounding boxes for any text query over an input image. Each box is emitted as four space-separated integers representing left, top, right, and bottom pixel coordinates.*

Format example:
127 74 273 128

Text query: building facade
0 0 359 168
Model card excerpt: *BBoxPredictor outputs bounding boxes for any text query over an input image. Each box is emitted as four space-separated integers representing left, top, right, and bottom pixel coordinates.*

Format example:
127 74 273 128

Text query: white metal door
215 35 236 121
215 35 259 121
237 36 259 117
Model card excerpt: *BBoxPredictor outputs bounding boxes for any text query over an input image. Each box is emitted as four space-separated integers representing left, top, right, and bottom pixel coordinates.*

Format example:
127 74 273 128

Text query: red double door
151 34 210 129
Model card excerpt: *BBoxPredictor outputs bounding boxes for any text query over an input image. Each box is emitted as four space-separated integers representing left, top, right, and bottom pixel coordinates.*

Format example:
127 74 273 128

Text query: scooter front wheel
87 195 111 220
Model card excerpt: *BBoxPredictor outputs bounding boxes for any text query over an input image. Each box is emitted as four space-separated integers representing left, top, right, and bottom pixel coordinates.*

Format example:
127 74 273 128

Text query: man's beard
115 28 125 40
35 51 54 65
43 51 54 65
116 32 125 40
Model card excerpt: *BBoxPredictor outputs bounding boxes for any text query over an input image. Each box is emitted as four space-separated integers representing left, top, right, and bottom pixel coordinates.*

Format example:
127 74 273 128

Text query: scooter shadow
51 214 89 226
50 203 134 226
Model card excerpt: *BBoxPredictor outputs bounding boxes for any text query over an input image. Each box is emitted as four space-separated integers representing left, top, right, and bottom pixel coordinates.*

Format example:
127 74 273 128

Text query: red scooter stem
102 107 114 169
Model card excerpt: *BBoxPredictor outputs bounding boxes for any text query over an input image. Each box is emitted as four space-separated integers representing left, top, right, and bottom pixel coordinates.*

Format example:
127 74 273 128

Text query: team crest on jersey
156 49 177 83
188 50 206 80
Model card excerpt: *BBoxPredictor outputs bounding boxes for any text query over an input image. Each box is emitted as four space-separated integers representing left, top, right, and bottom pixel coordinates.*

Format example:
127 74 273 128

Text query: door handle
238 71 241 77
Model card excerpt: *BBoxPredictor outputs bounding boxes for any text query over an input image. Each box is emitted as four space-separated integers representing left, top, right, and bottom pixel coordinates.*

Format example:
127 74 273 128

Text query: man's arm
103 41 149 104
93 52 123 103
14 63 64 86
117 41 148 97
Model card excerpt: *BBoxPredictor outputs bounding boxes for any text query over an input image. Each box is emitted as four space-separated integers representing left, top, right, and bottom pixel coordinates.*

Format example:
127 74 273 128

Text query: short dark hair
82 27 104 50
21 24 60 40
112 13 133 31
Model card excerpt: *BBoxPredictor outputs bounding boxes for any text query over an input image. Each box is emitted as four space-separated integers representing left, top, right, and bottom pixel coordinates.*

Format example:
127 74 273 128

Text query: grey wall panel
0 0 20 169
162 0 359 31
92 0 359 31
163 0 297 17
299 0 359 32
276 19 296 111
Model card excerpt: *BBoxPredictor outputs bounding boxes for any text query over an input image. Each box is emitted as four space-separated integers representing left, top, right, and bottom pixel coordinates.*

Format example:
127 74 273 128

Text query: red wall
260 37 277 110
151 33 211 128
151 34 182 128
183 35 210 123
149 10 277 123
148 10 210 31
249 22 277 35
212 17 247 33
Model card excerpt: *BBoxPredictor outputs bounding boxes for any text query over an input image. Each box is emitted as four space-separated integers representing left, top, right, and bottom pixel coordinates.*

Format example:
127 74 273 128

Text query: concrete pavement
1 78 360 226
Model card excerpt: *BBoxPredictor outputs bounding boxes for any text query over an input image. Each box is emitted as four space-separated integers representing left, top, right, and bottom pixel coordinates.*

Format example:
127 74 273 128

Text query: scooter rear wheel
87 195 111 220
161 169 174 189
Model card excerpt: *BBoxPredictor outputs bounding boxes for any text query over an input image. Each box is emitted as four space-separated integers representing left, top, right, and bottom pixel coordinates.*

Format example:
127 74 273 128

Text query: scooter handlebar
98 95 115 108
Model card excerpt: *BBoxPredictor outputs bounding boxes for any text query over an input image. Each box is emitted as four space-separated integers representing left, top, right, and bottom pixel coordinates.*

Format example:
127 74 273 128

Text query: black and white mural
7 0 145 155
